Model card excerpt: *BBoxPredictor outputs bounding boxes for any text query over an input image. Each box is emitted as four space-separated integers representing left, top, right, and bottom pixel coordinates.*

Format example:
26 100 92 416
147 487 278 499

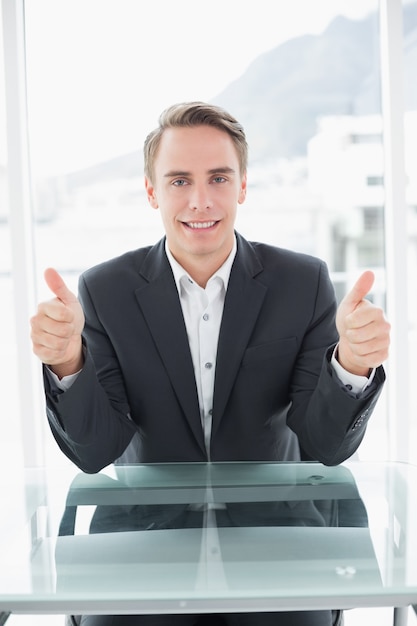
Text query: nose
188 183 213 211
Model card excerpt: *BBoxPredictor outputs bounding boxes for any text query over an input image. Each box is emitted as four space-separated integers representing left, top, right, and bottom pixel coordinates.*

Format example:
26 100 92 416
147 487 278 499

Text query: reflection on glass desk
0 462 416 621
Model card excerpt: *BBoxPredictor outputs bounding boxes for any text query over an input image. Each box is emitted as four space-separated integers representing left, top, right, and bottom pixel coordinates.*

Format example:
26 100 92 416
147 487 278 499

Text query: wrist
49 352 84 380
335 342 371 378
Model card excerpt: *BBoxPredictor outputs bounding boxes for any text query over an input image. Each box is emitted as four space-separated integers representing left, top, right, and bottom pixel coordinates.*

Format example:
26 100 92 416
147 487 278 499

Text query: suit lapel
133 240 205 453
212 235 267 437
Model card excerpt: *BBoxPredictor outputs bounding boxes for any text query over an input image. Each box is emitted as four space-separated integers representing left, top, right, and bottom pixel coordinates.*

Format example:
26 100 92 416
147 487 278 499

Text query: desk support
0 612 10 626
393 607 409 626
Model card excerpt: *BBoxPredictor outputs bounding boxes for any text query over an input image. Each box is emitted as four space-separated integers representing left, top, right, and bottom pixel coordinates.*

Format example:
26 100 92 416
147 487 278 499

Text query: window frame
379 0 410 462
2 0 45 466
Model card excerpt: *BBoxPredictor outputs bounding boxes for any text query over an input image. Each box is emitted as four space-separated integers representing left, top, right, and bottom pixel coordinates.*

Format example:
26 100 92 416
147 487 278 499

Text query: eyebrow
163 166 236 178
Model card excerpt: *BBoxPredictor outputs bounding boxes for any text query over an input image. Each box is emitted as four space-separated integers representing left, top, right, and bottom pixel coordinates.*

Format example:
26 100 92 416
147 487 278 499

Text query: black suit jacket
44 233 385 472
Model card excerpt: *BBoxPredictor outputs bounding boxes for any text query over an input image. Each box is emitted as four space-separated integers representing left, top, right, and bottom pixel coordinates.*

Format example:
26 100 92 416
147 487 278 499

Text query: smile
185 221 217 229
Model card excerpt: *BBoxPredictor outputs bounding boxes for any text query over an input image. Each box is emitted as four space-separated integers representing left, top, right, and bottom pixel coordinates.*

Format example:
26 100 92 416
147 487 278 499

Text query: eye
172 179 189 187
212 176 227 184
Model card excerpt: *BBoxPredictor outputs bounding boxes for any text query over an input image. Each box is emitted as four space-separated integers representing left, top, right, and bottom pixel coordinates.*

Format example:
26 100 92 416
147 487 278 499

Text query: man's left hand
336 270 391 377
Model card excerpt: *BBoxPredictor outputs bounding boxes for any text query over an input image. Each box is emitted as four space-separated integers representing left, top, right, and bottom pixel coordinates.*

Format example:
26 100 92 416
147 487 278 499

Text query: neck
179 255 225 289
167 235 235 288
169 247 233 289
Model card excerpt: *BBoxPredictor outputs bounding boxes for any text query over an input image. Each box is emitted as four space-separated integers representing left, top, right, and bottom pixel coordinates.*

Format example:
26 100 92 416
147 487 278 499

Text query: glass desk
0 462 416 625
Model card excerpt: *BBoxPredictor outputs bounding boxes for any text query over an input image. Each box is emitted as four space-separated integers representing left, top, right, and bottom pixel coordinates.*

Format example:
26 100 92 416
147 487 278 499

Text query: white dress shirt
165 239 237 459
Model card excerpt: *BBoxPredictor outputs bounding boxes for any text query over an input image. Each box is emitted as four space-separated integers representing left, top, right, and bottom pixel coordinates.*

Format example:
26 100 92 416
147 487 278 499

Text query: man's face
145 125 247 272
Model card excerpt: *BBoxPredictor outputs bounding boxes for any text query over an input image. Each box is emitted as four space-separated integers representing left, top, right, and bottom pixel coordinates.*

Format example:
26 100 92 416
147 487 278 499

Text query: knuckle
53 335 70 352
55 308 71 323
54 322 71 339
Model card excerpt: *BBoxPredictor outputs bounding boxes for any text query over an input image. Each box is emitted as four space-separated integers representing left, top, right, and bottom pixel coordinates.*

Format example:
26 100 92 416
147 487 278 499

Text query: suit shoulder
80 245 154 289
249 240 326 273
244 240 336 316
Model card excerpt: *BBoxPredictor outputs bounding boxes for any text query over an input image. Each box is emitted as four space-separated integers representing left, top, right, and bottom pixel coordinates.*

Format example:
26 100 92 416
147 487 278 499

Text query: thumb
44 267 77 305
342 270 375 312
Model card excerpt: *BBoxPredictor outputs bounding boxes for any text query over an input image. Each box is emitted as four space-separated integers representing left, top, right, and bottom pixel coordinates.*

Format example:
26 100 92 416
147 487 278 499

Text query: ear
144 176 159 209
238 172 247 205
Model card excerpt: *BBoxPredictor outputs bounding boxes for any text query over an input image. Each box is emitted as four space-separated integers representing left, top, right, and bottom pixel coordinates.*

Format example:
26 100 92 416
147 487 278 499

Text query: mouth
183 220 218 230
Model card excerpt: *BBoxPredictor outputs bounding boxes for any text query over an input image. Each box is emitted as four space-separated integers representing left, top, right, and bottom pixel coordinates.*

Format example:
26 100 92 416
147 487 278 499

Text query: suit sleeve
286 261 385 465
44 276 137 473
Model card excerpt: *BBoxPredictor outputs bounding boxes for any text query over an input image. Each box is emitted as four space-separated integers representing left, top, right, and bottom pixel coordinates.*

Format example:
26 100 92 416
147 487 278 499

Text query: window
351 133 383 143
7 0 414 467
363 206 384 231
366 175 384 185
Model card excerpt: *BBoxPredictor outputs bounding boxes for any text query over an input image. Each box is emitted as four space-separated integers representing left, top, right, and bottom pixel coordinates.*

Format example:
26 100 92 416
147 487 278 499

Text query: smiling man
31 102 390 626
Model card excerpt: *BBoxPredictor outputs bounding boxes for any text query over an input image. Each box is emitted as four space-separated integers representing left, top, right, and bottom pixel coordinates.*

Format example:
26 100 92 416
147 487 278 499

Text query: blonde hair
144 101 248 182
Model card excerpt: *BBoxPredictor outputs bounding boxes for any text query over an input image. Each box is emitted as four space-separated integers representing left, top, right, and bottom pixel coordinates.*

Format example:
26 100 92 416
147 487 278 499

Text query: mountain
49 4 417 196
60 150 143 193
212 3 417 163
354 5 417 114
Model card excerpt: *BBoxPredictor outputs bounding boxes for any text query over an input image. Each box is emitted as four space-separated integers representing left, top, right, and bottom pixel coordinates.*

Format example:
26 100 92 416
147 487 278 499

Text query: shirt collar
165 236 237 294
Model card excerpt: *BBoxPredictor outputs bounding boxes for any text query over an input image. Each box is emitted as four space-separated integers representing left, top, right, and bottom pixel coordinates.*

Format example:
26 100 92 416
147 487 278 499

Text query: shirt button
203 313 209 321
209 409 213 415
205 362 213 369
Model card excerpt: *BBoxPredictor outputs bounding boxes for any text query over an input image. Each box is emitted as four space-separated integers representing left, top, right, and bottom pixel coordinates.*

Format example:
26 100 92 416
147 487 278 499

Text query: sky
1 0 383 175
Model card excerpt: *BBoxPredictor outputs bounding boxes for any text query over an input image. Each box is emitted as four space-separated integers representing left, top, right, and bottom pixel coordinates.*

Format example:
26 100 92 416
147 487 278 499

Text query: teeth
187 221 216 229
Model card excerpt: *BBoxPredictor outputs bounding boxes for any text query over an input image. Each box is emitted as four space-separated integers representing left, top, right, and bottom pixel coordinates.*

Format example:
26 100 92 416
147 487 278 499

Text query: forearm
288 347 385 465
44 350 136 472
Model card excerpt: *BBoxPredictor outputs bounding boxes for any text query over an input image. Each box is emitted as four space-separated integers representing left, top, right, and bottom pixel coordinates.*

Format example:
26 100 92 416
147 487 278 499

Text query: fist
336 271 390 376
30 268 85 377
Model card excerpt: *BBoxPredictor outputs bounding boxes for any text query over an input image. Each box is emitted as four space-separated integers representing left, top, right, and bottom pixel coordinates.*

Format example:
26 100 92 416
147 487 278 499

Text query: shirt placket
199 279 221 459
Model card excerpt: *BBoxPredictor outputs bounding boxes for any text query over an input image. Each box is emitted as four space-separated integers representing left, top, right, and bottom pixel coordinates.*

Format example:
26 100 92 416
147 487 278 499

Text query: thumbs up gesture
30 268 85 378
335 271 390 376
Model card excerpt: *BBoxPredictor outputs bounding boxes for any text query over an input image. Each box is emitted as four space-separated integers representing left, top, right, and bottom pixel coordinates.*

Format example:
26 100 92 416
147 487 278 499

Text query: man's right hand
30 268 85 379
